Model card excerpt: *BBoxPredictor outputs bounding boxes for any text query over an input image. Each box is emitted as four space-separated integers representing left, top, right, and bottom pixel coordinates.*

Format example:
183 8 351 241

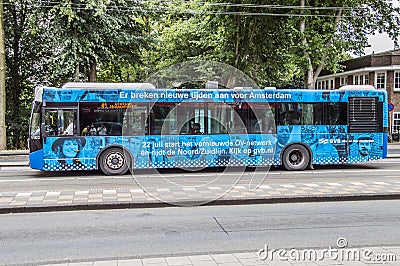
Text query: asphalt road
0 200 399 265
1 158 400 193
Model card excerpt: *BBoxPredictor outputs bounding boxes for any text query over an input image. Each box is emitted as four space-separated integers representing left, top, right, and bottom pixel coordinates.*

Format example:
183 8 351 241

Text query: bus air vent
348 97 381 133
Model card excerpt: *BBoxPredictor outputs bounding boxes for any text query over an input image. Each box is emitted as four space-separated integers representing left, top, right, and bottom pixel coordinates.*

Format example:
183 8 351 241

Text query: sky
364 33 398 55
364 0 400 55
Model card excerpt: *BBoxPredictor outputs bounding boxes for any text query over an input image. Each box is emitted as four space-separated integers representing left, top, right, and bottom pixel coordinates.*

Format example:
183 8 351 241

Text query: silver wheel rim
105 152 125 170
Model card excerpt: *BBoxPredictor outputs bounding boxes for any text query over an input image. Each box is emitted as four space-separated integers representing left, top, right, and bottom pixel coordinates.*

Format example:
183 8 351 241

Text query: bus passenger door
42 107 85 171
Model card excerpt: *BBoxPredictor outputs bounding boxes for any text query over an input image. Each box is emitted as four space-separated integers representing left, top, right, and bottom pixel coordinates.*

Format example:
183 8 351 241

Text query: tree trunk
89 59 97 82
74 64 79 81
299 0 314 89
7 3 24 149
0 1 6 150
227 15 241 88
299 0 342 89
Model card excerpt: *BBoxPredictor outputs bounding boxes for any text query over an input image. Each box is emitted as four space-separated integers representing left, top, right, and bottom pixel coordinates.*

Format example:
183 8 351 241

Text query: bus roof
62 82 156 89
39 85 386 104
338 85 377 91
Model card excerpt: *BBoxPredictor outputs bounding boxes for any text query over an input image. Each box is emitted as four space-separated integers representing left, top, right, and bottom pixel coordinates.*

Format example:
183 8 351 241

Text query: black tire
282 144 310 171
99 147 130 175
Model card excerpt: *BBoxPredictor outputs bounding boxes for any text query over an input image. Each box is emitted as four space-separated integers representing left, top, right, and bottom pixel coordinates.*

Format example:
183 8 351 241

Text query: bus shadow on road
32 170 102 178
31 163 380 178
311 163 379 171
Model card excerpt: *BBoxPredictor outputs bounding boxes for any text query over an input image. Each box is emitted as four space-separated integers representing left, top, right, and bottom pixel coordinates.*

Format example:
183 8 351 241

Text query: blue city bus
28 83 388 175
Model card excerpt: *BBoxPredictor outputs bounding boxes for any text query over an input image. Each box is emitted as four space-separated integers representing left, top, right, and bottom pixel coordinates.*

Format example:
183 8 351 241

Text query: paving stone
237 257 268 265
142 258 167 265
93 260 118 266
188 255 214 262
117 259 143 266
165 256 192 265
233 253 259 259
191 260 218 266
211 254 240 264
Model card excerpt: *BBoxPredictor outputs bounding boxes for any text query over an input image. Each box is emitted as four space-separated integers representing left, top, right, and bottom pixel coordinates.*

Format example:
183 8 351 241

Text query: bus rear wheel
99 147 130 175
282 144 310 171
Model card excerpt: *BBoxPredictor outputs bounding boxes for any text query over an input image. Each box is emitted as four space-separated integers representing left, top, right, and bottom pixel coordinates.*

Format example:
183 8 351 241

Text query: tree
43 0 151 84
293 0 400 88
3 0 50 149
153 0 400 88
152 0 301 87
3 0 154 149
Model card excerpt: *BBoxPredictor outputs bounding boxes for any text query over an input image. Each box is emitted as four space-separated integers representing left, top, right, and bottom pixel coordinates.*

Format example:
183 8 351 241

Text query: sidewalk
388 142 400 158
1 151 400 265
0 149 29 167
43 246 400 266
0 147 400 213
2 179 400 213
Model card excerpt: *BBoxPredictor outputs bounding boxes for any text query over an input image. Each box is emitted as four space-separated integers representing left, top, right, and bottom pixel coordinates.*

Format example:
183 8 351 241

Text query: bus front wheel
99 147 130 175
282 144 310 171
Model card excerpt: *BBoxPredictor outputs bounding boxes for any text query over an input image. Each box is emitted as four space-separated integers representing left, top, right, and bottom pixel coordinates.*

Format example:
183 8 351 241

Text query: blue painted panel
42 88 388 104
40 130 385 171
43 137 98 171
29 149 44 170
383 133 388 159
347 133 384 163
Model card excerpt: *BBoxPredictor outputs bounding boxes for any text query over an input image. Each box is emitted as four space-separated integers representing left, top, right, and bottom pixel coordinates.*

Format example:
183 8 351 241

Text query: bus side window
44 110 58 136
287 103 301 125
278 103 288 125
58 110 77 136
44 109 77 136
313 103 323 125
324 102 347 125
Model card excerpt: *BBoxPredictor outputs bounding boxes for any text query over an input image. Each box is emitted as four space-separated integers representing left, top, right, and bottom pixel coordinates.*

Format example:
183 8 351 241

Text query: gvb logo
318 138 342 145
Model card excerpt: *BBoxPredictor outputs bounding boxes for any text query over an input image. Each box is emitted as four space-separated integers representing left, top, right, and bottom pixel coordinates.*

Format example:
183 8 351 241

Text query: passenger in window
191 123 203 135
98 124 107 135
63 118 74 135
89 124 97 135
81 126 90 136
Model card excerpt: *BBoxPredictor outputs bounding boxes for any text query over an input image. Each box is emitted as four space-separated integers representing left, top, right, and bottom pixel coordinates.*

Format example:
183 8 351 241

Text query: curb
0 151 29 156
2 193 400 214
0 162 29 167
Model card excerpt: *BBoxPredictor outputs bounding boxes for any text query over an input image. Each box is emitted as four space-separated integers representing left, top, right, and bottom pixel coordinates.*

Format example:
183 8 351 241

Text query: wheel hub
289 150 303 165
107 153 124 170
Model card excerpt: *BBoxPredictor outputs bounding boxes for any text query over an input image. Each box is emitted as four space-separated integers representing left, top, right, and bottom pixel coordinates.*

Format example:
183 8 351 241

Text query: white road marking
1 158 400 183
